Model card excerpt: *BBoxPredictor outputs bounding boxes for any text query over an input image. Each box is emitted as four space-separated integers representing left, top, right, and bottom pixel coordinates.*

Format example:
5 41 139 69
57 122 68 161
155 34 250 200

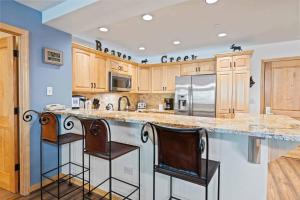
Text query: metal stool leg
109 158 112 200
68 143 72 186
169 176 172 200
218 165 220 200
40 138 43 199
205 184 208 200
57 144 60 199
82 135 85 199
88 154 91 194
138 148 141 200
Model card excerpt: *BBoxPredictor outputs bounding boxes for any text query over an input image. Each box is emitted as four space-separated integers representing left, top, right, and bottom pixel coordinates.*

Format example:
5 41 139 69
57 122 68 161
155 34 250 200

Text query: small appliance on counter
72 95 86 109
106 103 114 111
164 98 174 110
137 101 147 110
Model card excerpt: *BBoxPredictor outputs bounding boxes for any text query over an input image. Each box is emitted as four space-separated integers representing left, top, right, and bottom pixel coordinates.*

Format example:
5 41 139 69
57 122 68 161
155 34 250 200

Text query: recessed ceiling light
205 0 219 4
218 33 227 37
142 14 153 21
99 27 109 32
173 40 181 45
139 47 145 51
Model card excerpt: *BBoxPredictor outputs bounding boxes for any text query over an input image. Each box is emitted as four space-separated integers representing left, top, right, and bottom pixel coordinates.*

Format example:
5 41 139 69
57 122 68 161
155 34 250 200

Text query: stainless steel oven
109 72 132 92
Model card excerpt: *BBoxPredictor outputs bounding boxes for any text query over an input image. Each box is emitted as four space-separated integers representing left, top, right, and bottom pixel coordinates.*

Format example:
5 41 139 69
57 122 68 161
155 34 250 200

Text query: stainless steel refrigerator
174 74 216 117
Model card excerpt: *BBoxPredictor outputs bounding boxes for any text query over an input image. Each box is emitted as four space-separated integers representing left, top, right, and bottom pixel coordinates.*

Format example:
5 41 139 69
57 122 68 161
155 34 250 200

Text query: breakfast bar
53 109 300 200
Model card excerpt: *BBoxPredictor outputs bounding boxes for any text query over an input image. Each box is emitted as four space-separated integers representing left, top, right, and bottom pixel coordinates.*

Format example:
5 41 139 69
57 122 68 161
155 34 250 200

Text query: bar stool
23 110 87 199
141 122 220 200
65 117 141 200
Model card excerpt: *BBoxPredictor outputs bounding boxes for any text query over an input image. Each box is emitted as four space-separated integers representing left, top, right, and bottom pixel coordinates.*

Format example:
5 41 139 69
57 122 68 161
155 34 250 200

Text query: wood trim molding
215 50 254 58
0 22 30 195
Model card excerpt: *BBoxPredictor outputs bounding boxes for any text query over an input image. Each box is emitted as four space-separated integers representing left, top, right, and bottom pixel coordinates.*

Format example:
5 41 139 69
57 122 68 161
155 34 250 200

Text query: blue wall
0 0 72 185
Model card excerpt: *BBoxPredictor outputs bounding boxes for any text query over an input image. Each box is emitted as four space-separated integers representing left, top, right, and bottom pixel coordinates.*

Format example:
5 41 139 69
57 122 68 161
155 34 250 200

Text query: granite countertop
53 109 300 142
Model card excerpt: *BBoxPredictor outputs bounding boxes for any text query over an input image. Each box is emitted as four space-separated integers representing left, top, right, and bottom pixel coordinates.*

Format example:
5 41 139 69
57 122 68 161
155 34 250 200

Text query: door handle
91 83 93 88
94 83 96 88
230 62 232 69
229 108 231 113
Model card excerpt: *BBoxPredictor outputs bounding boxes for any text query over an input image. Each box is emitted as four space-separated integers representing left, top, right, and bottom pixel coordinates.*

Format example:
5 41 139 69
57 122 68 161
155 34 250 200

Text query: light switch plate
46 87 53 96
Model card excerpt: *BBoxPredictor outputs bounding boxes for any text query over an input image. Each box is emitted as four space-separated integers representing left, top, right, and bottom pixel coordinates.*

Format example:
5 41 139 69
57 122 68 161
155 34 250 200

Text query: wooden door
216 71 233 118
164 65 180 93
180 63 198 75
138 66 151 93
233 55 250 71
92 54 107 92
232 70 250 113
217 56 232 72
151 66 164 93
0 36 18 193
267 59 300 119
72 48 92 92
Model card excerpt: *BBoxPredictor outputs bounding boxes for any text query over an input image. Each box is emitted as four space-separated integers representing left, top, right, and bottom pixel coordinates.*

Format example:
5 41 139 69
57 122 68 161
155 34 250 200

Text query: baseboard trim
30 173 64 193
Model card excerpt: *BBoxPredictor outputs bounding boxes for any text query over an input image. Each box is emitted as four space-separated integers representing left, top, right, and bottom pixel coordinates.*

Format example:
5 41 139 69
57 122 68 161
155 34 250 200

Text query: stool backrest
154 124 204 177
83 119 108 153
41 112 58 143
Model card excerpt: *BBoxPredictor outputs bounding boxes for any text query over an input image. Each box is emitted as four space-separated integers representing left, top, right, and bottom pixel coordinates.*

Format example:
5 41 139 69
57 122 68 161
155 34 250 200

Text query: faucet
118 96 131 111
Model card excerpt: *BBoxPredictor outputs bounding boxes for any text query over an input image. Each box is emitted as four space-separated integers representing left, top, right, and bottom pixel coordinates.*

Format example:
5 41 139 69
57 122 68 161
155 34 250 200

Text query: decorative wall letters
95 40 132 61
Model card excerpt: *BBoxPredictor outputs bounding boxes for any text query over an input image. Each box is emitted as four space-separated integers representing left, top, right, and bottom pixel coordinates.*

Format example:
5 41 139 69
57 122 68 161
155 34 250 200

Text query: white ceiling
16 0 300 56
16 0 66 11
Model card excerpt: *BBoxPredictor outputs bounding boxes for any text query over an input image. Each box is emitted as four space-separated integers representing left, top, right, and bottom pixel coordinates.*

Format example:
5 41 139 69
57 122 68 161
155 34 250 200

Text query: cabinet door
216 71 233 117
198 61 216 74
73 48 92 92
92 54 107 92
151 66 164 93
138 66 151 92
233 55 250 71
232 70 250 113
129 64 138 92
164 65 180 93
180 63 198 75
217 56 232 72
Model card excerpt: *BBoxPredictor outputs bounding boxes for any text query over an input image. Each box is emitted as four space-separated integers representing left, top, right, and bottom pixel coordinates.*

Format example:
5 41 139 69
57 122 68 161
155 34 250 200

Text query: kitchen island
54 109 300 200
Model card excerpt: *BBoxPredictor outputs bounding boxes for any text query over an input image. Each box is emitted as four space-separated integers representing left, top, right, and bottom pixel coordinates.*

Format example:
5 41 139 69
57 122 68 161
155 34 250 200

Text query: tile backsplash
84 92 174 110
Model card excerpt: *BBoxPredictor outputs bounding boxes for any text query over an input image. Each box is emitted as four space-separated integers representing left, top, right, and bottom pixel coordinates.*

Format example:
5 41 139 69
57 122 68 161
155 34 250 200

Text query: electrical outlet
47 87 53 96
124 166 133 176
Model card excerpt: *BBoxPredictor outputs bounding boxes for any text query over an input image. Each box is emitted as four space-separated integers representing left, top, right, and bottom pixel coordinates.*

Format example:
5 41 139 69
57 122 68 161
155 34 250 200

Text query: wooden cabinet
181 60 215 75
129 64 138 92
109 60 128 74
216 51 253 118
73 47 107 93
151 65 180 93
216 71 233 118
137 66 151 93
151 66 164 93
92 54 107 92
164 65 180 92
72 48 93 92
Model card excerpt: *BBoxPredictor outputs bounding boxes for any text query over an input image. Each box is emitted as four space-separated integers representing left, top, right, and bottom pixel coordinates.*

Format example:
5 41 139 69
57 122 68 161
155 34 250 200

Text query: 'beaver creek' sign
95 40 132 61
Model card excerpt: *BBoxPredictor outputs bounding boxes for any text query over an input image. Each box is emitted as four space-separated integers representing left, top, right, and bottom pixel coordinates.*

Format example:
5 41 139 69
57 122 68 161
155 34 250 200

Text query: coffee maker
164 98 174 110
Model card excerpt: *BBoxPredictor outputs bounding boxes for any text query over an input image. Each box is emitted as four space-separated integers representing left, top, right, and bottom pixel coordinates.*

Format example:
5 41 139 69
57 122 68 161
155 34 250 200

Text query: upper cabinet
72 47 94 92
129 64 138 92
72 46 108 93
109 60 129 74
151 64 180 93
216 51 253 118
137 66 151 93
180 59 215 75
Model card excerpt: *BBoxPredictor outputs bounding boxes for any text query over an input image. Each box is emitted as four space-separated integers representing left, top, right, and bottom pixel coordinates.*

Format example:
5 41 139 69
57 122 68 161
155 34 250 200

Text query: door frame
260 56 300 114
0 22 30 195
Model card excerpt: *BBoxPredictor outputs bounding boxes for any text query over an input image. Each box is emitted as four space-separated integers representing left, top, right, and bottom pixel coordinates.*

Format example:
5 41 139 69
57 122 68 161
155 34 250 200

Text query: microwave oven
109 72 132 92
